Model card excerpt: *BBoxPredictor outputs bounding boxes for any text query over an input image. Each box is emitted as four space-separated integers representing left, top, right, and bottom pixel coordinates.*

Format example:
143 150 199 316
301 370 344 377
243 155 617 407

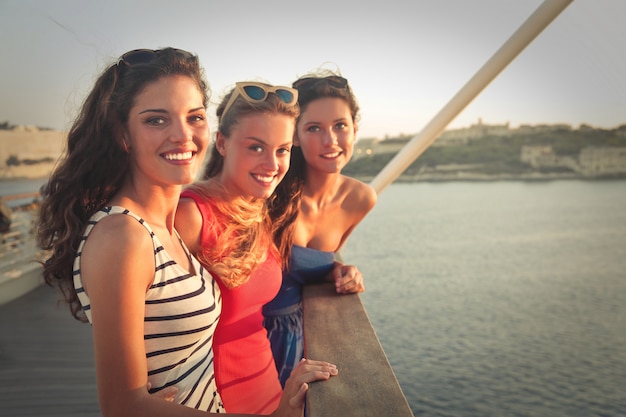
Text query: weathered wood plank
0 284 101 416
303 283 414 417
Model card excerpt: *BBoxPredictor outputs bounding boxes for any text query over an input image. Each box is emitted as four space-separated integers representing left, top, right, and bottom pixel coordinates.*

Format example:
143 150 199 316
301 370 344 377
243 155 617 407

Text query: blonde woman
176 82 338 415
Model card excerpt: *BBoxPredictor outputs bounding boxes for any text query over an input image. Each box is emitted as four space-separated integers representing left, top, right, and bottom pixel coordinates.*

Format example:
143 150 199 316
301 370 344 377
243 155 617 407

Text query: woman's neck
303 170 341 207
111 182 181 232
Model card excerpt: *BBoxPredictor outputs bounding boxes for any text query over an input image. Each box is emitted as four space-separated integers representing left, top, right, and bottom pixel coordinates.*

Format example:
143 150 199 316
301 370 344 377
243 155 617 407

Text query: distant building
521 145 626 177
578 147 626 176
516 123 572 134
436 118 511 146
520 145 554 168
520 145 578 171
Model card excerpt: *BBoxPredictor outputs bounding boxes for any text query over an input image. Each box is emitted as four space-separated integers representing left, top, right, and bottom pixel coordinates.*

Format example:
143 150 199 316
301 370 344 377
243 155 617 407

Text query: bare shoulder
340 175 378 214
86 213 153 253
176 197 202 226
80 214 155 290
175 197 203 253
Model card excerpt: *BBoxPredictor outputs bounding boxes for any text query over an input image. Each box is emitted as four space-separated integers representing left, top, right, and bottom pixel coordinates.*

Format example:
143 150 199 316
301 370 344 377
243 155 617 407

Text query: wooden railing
303 283 414 417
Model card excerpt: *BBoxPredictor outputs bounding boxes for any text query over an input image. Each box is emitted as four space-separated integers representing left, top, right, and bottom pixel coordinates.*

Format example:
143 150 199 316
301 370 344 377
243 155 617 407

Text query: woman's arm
270 358 338 417
175 197 204 254
81 215 212 416
328 178 376 294
335 178 377 252
327 261 365 294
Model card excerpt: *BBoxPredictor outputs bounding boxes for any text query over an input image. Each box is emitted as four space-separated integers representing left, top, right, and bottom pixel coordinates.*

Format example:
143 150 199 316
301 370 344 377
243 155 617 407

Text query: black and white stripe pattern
73 206 224 412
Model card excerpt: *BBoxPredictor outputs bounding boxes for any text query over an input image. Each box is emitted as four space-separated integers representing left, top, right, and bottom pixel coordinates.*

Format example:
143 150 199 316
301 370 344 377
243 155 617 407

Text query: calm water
343 181 626 417
0 177 47 207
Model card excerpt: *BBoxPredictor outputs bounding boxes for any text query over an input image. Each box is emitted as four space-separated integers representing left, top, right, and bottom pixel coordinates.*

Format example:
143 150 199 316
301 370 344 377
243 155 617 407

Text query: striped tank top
73 206 225 412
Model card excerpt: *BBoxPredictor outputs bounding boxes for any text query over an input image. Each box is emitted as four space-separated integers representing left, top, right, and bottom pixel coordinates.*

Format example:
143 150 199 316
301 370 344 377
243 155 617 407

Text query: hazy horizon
3 117 624 142
1 0 625 139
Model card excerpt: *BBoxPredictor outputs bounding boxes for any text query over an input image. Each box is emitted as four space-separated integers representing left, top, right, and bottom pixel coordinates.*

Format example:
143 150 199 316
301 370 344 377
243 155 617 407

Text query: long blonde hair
189 82 299 287
185 180 273 288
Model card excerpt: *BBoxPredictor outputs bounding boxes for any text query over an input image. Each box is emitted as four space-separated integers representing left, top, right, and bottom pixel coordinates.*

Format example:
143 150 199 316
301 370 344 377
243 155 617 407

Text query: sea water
0 177 48 208
342 181 626 417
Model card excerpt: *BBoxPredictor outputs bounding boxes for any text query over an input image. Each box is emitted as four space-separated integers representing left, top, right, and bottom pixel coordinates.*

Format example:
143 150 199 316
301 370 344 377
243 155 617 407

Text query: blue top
263 245 335 313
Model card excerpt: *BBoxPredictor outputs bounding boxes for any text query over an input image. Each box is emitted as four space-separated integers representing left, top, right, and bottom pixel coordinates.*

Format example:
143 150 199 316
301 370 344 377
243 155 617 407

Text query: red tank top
180 190 282 413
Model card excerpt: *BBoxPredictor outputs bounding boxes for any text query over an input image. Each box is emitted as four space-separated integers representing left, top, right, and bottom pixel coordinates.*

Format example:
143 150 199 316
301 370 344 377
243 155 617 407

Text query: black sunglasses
292 75 348 90
117 48 195 67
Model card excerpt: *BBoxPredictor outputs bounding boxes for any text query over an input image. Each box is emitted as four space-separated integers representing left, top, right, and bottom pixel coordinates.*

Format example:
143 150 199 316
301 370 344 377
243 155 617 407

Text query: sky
1 0 625 140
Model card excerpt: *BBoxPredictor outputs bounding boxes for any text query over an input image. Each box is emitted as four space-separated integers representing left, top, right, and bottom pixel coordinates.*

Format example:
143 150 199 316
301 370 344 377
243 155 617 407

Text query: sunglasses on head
292 75 348 90
117 48 195 67
221 82 298 120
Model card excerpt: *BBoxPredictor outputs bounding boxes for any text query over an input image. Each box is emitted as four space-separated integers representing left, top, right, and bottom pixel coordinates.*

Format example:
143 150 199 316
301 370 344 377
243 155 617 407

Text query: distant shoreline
353 171 626 183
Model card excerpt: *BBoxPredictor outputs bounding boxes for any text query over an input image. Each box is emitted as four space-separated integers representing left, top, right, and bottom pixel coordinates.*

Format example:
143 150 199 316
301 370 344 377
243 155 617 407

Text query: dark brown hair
269 70 360 267
36 48 209 321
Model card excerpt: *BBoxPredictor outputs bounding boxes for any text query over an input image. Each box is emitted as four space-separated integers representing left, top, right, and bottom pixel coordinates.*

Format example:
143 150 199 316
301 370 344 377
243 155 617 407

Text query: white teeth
252 174 274 183
164 151 193 161
322 152 340 159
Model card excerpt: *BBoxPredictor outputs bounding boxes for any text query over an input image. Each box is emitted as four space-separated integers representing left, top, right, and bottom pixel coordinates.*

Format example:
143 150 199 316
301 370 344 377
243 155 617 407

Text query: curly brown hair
36 48 209 322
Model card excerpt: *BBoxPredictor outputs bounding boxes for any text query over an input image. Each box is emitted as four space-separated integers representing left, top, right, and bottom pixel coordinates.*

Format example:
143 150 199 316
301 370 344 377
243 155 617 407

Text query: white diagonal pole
369 0 574 194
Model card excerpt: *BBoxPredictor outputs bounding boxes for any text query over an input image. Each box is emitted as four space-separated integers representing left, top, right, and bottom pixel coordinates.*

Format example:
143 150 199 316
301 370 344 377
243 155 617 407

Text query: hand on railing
331 262 365 294
271 358 338 417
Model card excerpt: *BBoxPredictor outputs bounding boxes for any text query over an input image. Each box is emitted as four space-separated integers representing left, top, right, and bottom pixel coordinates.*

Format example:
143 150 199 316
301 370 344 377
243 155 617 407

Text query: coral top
181 190 282 414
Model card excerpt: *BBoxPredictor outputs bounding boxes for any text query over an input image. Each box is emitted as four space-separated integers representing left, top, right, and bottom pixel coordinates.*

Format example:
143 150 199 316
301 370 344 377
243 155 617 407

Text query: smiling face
295 97 357 174
125 75 209 188
216 112 294 199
